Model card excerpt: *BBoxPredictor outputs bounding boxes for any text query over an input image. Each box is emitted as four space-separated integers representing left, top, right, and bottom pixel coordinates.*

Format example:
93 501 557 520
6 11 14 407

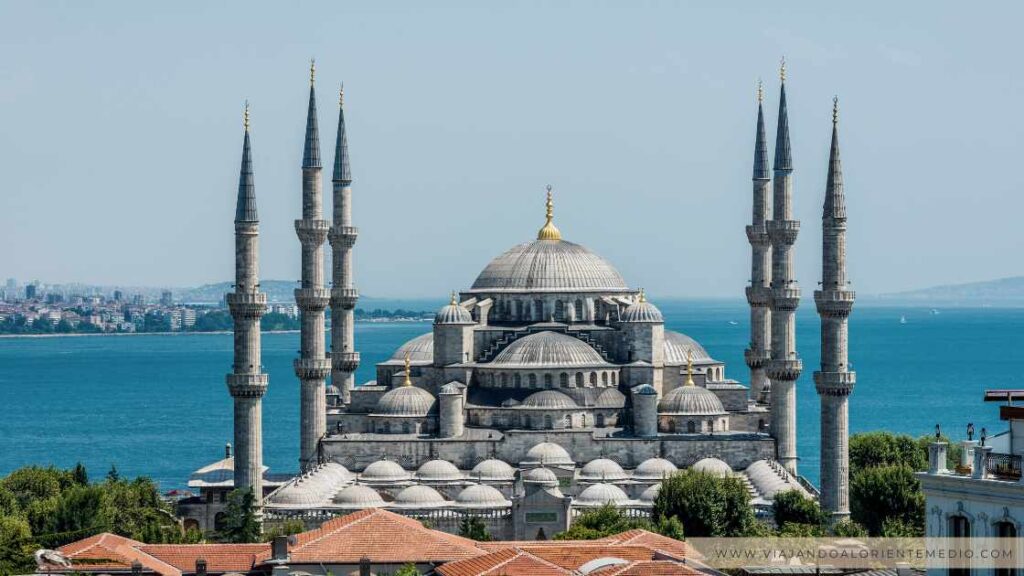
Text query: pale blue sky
1 1 1021 297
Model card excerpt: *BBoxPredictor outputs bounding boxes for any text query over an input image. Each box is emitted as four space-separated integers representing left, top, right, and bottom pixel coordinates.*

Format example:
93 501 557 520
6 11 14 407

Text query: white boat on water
900 315 907 324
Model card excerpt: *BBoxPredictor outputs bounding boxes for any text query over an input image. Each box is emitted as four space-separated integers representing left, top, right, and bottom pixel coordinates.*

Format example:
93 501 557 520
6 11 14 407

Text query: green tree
71 463 89 486
0 516 36 576
831 519 869 537
849 432 925 473
393 564 421 576
777 522 825 537
106 464 120 482
98 477 180 543
458 516 492 541
0 466 64 510
0 486 20 517
220 488 260 543
850 465 924 536
772 489 827 527
652 470 756 537
264 519 306 541
881 516 922 537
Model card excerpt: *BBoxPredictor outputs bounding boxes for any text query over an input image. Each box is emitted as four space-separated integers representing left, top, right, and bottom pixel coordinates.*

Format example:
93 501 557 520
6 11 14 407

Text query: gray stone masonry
746 88 772 405
329 84 359 406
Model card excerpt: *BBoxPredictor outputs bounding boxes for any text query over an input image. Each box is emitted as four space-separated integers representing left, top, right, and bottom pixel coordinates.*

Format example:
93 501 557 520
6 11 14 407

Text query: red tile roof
54 533 183 576
598 530 693 561
140 544 270 573
590 560 703 576
436 548 570 576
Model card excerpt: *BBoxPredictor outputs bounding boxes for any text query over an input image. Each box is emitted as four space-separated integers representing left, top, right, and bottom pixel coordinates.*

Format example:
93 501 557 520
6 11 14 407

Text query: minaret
745 80 772 406
765 59 802 475
226 102 268 501
329 82 359 405
814 97 855 519
294 61 331 471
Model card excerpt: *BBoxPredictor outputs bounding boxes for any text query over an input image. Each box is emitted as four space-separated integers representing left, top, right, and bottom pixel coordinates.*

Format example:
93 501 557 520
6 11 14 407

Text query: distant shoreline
0 320 431 339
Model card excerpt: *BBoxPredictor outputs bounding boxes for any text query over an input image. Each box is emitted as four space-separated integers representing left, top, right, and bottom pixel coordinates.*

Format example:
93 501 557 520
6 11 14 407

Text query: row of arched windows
481 370 617 388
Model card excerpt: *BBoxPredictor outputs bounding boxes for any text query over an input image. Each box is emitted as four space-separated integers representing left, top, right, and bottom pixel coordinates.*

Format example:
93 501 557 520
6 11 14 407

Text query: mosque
178 61 856 539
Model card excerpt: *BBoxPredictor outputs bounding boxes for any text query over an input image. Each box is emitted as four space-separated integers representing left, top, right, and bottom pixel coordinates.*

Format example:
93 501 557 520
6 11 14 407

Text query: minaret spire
537 185 562 240
815 96 855 520
329 80 360 407
766 58 802 475
745 80 772 406
294 65 331 471
226 102 269 504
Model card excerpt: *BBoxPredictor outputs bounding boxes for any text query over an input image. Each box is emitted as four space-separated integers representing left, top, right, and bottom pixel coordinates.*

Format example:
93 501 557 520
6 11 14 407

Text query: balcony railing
986 452 1022 480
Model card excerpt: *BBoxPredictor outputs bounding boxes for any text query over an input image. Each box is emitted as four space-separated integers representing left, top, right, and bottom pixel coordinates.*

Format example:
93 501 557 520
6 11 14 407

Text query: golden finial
685 349 695 386
243 101 250 131
403 352 412 387
450 291 458 306
779 57 786 83
310 58 316 86
757 78 764 104
339 82 345 107
537 184 562 241
832 96 839 125
638 288 646 304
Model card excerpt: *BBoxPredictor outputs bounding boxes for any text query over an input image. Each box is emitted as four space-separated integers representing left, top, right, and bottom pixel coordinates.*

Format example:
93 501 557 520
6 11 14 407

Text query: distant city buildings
160 290 173 306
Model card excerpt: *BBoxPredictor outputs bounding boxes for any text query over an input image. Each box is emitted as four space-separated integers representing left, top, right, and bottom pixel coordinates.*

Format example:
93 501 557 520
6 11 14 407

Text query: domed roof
455 484 511 508
392 485 447 508
439 381 464 395
658 385 726 415
416 459 463 482
744 460 809 499
576 483 630 506
360 460 411 482
374 386 437 417
470 239 628 293
691 457 733 477
521 390 578 409
269 463 352 508
522 442 574 466
435 295 474 325
523 467 559 486
663 331 711 364
389 333 434 363
634 458 678 480
470 459 516 481
492 331 607 368
332 484 387 508
638 483 661 503
595 388 626 408
621 291 663 323
580 459 627 482
632 384 658 396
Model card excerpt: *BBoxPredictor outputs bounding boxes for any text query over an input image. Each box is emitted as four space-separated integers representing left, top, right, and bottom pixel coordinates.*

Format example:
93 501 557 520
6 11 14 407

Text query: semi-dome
469 239 628 293
691 457 733 477
360 460 411 482
455 484 511 508
632 384 657 396
492 331 607 368
521 390 578 409
392 485 447 508
332 484 387 508
373 386 437 417
639 483 661 503
633 458 678 480
658 385 726 415
522 442 574 466
579 458 627 482
435 295 474 325
523 467 559 486
416 459 463 482
663 331 711 364
595 388 626 408
576 483 630 506
389 333 434 363
620 291 663 323
470 459 516 481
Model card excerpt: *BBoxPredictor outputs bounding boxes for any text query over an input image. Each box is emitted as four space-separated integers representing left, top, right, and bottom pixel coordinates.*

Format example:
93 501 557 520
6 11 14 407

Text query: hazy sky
1 1 1022 298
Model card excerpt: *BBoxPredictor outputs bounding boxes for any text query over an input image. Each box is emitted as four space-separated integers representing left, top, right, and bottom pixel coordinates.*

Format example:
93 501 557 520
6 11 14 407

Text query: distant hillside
876 276 1024 307
180 281 443 310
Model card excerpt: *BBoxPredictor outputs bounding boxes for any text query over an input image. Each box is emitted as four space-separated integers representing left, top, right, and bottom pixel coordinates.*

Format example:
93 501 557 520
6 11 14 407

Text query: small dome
639 483 661 503
632 384 657 396
360 460 411 482
634 458 678 480
416 459 463 482
595 388 626 408
523 467 559 486
744 460 808 499
389 333 434 363
470 459 516 481
580 459 627 482
521 390 578 409
455 484 511 508
522 442 574 466
663 331 711 364
621 293 663 323
326 385 341 396
576 483 630 506
470 239 628 293
435 296 474 325
332 484 387 508
658 385 726 415
691 457 732 478
439 382 464 395
392 485 447 508
492 331 607 368
374 386 437 417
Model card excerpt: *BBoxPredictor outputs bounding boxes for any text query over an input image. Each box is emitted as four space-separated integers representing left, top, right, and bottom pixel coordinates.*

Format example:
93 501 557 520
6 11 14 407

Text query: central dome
492 331 607 367
470 239 628 293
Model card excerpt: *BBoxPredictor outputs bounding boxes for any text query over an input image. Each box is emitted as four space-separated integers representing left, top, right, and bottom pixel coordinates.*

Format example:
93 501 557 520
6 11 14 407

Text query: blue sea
0 300 1016 490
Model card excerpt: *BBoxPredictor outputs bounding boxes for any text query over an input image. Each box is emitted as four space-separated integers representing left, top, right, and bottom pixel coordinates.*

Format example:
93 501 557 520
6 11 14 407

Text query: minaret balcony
226 373 269 397
294 358 332 380
294 288 330 310
331 287 359 309
329 226 359 248
745 224 769 245
333 351 360 372
814 371 856 396
767 220 800 244
744 347 771 368
766 358 803 381
814 290 856 317
745 286 771 306
227 292 267 318
295 219 330 244
770 287 802 310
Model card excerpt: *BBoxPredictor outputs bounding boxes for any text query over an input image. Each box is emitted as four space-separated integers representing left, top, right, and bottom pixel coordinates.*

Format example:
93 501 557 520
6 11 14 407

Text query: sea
0 299 1017 491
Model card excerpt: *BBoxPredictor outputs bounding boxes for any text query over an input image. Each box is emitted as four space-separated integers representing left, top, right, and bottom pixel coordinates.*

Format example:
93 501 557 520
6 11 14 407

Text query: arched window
687 421 696 433
514 373 522 387
544 414 553 429
560 373 569 387
575 372 584 387
384 421 392 434
501 373 508 387
544 374 552 387
524 414 532 428
564 414 572 428
601 372 608 386
575 299 584 321
516 300 524 319
610 372 616 385
596 414 605 428
534 299 545 320
529 374 537 388
555 300 565 321
996 521 1017 576
589 372 597 386
402 421 411 434
668 421 676 433
707 418 714 432
949 515 971 576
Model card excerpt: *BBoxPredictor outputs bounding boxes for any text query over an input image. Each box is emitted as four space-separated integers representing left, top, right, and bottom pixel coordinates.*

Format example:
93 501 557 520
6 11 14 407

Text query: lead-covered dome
621 291 663 323
435 295 474 325
658 385 726 415
522 442 574 466
634 458 678 480
392 485 447 508
471 459 516 481
580 459 627 482
455 484 511 508
523 467 559 486
360 460 411 482
389 333 434 363
691 457 733 477
492 331 607 368
373 386 437 417
470 239 628 293
416 459 463 482
663 331 711 364
521 390 578 409
332 484 387 508
576 483 631 506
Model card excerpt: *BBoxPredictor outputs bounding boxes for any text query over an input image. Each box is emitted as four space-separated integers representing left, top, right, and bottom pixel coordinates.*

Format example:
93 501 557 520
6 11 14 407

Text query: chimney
225 443 232 459
195 559 207 576
271 536 289 562
359 556 371 576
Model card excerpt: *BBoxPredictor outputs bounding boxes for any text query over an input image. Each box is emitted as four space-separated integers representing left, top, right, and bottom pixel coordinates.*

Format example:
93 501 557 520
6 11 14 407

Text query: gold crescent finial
686 349 695 386
403 352 412 387
537 185 562 240
450 291 458 306
757 78 764 104
339 82 345 107
310 58 316 86
638 288 646 303
243 101 250 131
832 96 839 125
780 57 786 83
